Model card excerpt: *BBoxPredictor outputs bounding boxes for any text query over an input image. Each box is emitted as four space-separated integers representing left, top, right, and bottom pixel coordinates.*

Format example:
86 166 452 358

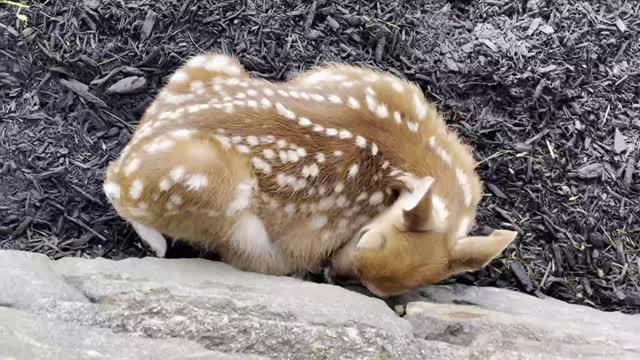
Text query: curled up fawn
103 53 517 297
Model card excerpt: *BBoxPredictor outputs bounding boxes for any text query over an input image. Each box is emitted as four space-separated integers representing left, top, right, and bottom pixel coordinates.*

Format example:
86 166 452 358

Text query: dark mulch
1 0 638 313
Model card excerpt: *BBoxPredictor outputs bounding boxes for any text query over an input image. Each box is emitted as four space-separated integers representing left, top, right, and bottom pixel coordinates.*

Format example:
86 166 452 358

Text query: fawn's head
350 175 516 297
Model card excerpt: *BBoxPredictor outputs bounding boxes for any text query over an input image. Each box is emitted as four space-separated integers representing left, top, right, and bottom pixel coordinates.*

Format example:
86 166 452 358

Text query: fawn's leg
130 221 168 257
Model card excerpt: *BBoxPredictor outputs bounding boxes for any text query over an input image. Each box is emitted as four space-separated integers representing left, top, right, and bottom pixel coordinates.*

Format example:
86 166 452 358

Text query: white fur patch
431 195 449 229
347 97 361 109
251 157 272 174
103 182 121 201
185 173 208 190
230 212 278 261
298 117 312 127
226 179 256 216
355 136 367 148
170 70 189 83
348 163 359 178
369 191 384 205
339 130 353 139
170 166 186 182
129 180 144 200
413 92 428 120
310 215 328 230
275 102 296 120
131 222 167 257
145 138 175 153
124 158 141 176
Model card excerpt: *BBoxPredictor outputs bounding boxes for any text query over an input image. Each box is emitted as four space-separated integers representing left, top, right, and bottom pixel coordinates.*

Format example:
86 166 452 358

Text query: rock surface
1 250 639 360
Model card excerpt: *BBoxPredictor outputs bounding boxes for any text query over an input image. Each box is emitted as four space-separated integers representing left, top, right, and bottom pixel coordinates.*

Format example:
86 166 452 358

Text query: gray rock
402 284 640 360
0 250 426 360
1 250 638 360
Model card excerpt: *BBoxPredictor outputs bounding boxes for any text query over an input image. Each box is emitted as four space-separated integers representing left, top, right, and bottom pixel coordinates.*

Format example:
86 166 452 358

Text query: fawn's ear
449 230 517 271
391 175 436 232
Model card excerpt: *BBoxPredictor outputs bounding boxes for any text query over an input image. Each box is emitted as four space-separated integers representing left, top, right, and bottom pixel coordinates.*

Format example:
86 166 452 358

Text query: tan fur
103 52 516 296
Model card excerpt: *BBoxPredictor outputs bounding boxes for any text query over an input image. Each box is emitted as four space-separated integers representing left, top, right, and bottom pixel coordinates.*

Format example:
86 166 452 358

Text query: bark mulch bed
1 0 638 313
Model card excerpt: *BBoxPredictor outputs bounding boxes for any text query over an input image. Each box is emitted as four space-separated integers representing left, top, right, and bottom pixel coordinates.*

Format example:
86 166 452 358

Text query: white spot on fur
247 136 259 146
278 150 289 163
298 117 312 127
171 129 196 139
382 161 390 169
103 182 121 200
369 191 384 205
277 89 290 97
170 166 186 182
251 157 272 174
277 139 287 148
159 178 171 191
169 194 183 206
315 153 326 163
236 145 250 154
284 203 297 216
413 92 428 120
328 94 342 104
338 130 353 139
318 197 335 211
170 70 189 83
145 138 175 153
375 103 389 118
296 148 307 157
356 192 368 202
247 100 258 108
263 149 275 159
355 136 367 148
392 81 405 93
275 102 296 120
302 163 320 178
393 111 402 124
227 180 256 216
287 149 300 162
371 143 379 156
310 215 328 230
334 150 343 157
215 135 231 149
348 163 360 178
261 135 276 144
336 195 348 207
185 173 208 190
365 87 376 96
247 89 258 96
347 97 361 109
129 179 144 200
431 195 450 228
260 98 272 108
429 137 452 165
311 94 325 102
334 182 345 194
407 121 419 132
263 88 275 96
326 128 338 137
124 158 141 176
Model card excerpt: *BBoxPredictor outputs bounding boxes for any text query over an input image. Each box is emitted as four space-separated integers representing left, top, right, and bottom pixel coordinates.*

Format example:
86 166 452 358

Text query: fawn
103 53 517 297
